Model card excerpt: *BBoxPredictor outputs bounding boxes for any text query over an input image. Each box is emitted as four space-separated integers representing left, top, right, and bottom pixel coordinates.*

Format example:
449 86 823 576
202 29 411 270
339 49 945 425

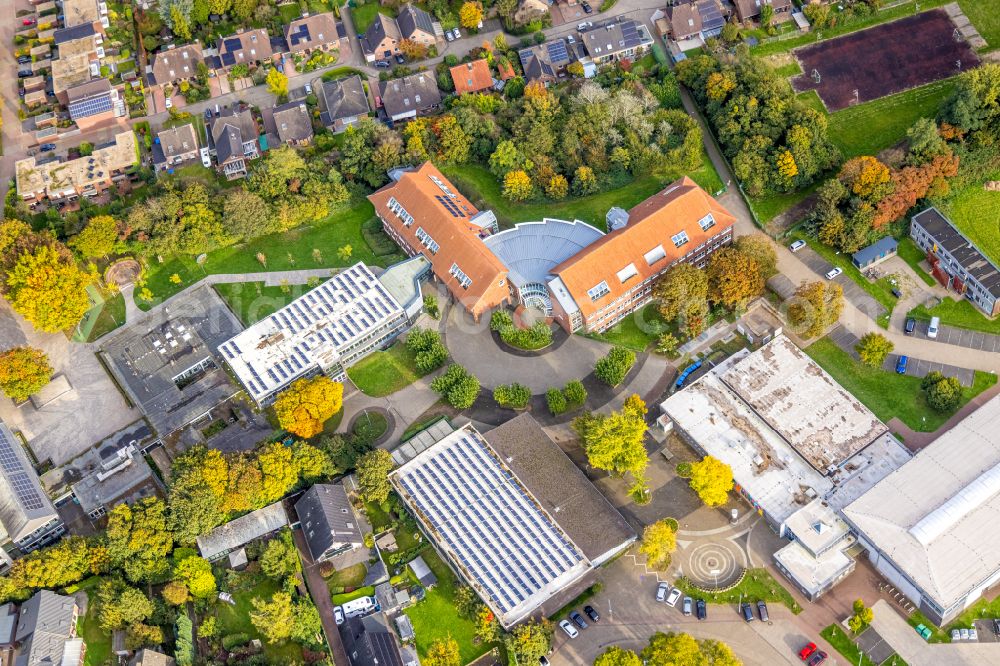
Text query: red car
22 18 36 25
798 643 817 660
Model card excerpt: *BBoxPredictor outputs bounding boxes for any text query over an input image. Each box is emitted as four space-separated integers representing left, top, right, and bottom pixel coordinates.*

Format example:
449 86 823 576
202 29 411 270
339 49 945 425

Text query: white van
341 595 377 619
928 316 940 339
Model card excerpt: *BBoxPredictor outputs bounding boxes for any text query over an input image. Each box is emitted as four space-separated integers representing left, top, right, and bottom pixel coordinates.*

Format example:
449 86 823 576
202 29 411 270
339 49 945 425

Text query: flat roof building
15 131 136 202
196 501 288 562
0 423 63 553
219 263 410 404
843 393 1000 626
390 414 635 627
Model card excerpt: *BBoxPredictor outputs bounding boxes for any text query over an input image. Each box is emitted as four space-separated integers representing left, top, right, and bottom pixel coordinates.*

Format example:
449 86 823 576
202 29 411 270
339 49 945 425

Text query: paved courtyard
0 302 139 466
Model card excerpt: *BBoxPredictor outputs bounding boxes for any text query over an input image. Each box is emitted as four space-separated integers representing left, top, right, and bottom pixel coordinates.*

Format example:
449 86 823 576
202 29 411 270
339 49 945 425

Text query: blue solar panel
225 38 242 52
221 52 236 66
289 23 310 45
546 39 568 63
69 93 113 119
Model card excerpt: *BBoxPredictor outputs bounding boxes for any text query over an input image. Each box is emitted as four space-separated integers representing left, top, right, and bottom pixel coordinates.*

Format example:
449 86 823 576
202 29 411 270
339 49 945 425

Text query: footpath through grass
440 155 723 231
805 337 997 431
675 568 803 614
347 342 428 397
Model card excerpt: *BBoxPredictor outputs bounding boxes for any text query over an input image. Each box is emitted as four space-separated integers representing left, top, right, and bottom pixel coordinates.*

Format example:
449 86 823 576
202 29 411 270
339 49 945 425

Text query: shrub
406 327 447 373
490 311 553 350
563 379 587 406
923 372 962 412
430 364 481 409
494 383 531 409
222 633 251 650
546 388 567 415
594 347 636 386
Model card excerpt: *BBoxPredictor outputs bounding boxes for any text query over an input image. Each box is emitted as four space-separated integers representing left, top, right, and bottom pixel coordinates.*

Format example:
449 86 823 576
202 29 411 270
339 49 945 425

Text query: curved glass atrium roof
483 219 604 288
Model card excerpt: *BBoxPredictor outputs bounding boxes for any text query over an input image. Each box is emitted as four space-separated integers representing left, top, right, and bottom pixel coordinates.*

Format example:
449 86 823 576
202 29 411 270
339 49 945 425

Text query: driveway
292 527 351 665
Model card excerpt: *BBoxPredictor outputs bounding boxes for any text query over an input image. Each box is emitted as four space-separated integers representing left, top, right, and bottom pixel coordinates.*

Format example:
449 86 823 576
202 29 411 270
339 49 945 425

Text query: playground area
791 9 978 111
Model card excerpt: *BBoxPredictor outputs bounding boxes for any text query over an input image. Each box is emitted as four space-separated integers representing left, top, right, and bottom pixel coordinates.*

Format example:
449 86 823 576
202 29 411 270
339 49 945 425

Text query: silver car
656 582 669 603
682 596 693 616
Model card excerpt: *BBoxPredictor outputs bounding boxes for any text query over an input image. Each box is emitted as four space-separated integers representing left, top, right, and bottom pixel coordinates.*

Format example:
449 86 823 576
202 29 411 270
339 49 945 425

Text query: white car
199 147 211 168
960 628 970 640
559 619 578 639
656 582 669 602
304 82 312 95
333 606 345 626
970 627 978 641
445 30 454 41
665 588 682 607
789 239 806 252
825 267 843 280
164 97 173 109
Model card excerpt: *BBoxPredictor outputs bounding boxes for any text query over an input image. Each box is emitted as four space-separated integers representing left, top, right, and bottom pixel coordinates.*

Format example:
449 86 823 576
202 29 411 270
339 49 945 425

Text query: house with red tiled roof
368 163 509 320
549 177 736 332
450 59 493 95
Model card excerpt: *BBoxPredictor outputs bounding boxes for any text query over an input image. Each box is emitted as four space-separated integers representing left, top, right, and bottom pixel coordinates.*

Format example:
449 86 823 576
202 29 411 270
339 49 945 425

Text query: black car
39 143 56 152
581 1 593 12
740 602 754 622
17 56 31 64
374 59 391 68
696 599 706 620
757 600 769 622
204 108 213 121
905 317 916 335
584 605 600 623
569 610 588 629
395 54 405 64
18 69 33 78
891 287 902 298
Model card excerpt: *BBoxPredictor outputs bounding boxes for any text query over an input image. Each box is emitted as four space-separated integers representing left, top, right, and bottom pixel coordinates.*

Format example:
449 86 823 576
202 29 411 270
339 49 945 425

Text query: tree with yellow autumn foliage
274 376 343 438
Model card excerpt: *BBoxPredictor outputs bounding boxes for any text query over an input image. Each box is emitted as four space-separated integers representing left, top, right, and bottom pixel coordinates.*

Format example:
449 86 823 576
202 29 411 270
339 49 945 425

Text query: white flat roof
843 393 1000 611
774 540 854 596
783 499 850 555
390 424 591 627
219 263 404 401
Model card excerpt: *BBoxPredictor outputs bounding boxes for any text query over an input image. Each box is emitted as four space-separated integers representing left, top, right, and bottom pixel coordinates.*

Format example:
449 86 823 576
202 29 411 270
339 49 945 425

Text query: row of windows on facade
914 229 995 306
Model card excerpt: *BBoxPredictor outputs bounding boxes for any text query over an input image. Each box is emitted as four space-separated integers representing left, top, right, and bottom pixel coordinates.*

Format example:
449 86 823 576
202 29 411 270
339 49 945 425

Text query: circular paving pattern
680 538 747 590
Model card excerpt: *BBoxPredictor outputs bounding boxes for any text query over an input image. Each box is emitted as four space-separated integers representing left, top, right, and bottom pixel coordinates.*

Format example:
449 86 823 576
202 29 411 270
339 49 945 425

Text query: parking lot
829 324 976 385
797 249 887 321
915 320 1000 353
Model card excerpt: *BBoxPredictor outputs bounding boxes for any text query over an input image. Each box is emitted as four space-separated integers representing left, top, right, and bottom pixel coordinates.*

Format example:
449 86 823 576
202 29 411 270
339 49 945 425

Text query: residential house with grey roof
318 75 370 132
153 123 200 171
210 106 260 180
0 422 63 553
294 483 364 563
216 28 273 72
579 17 653 64
396 4 437 47
285 13 345 55
196 501 288 561
378 72 441 122
14 591 81 666
271 100 314 146
342 616 404 666
518 37 577 84
150 43 204 86
360 12 401 62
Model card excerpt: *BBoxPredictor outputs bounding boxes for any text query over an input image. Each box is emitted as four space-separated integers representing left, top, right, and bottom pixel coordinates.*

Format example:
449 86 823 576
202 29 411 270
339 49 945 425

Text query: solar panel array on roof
434 195 466 218
697 0 724 30
620 20 641 48
288 23 311 46
394 427 585 620
545 39 568 63
221 52 236 66
0 427 44 512
68 92 113 119
224 37 243 53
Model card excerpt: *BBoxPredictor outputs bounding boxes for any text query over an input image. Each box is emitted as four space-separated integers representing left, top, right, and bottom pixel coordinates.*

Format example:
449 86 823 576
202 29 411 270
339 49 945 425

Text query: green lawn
584 303 668 352
819 625 879 666
214 281 323 326
138 202 399 309
804 337 997 431
674 568 803 614
346 341 428 397
792 232 895 327
773 62 802 77
896 237 936 287
937 170 1000 267
78 585 112 666
907 609 951 643
216 576 304 662
351 3 396 32
439 154 723 231
364 500 393 531
908 296 1000 335
332 585 376 604
73 288 125 342
325 562 368 594
352 409 389 442
749 184 818 225
827 79 957 159
959 0 1000 50
404 548 493 663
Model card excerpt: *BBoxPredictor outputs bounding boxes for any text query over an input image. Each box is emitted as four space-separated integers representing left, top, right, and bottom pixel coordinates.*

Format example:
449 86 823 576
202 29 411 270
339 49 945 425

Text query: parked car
994 618 1000 636
665 588 682 607
740 602 754 622
17 55 31 64
798 643 817 660
970 627 978 641
656 582 669 603
200 147 211 168
374 59 391 68
584 605 600 623
825 267 843 280
960 628 970 640
333 607 344 625
304 81 312 94
539 657 550 666
18 69 33 78
807 651 827 666
566 34 576 43
757 600 769 622
577 21 592 30
927 316 940 339
682 597 692 616
395 54 405 64
164 97 173 109
789 239 807 252
204 108 212 121
696 599 706 620
905 317 916 334
891 287 902 298
895 355 908 374
951 629 961 641
581 1 593 12
445 29 454 41
23 18 36 25
453 27 462 38
559 620 578 639
39 143 56 152
569 611 587 629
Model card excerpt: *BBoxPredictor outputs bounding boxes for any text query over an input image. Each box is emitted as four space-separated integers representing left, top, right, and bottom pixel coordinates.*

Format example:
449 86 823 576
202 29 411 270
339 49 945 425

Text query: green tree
546 388 568 415
260 530 301 580
97 579 154 631
688 456 733 507
564 379 587 406
291 596 323 645
595 646 643 666
573 165 598 195
573 395 648 482
594 347 636 387
503 170 534 201
653 263 709 336
720 20 740 44
504 621 552 664
250 591 294 643
788 280 843 339
291 440 333 482
489 140 524 177
424 636 462 666
231 0 256 20
848 599 874 634
906 117 947 165
545 175 569 199
105 498 174 583
924 372 963 411
430 364 481 409
356 449 395 504
453 586 481 618
639 519 677 570
734 234 778 279
174 554 216 599
493 383 531 409
223 187 275 243
176 614 194 666
70 215 119 258
760 4 774 27
0 346 52 402
274 376 344 438
855 332 893 368
266 67 288 98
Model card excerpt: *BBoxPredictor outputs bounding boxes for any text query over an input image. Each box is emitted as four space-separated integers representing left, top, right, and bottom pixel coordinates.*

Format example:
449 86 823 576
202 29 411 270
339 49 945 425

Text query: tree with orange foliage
873 152 959 228
397 38 427 60
274 376 343 438
838 156 892 201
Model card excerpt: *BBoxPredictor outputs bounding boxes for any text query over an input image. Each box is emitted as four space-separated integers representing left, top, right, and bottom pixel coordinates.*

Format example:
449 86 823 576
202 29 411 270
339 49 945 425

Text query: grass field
138 201 400 309
405 549 493 663
77 579 111 666
959 0 1000 50
585 303 669 352
675 568 803 614
351 3 396 32
214 281 323 326
805 337 997 431
896 237 936 286
749 184 818 225
346 341 428 396
908 296 1000 335
439 154 723 231
937 170 1000 267
216 576 304 662
325 563 368 594
820 625 880 666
